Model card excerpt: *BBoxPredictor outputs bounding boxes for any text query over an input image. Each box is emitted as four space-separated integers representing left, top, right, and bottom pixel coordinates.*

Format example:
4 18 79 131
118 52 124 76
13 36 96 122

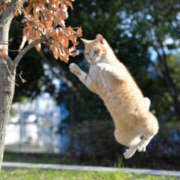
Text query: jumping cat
69 34 159 159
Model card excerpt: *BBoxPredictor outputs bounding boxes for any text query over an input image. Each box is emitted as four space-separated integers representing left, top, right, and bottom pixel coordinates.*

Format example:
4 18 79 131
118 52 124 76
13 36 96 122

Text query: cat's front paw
69 63 81 76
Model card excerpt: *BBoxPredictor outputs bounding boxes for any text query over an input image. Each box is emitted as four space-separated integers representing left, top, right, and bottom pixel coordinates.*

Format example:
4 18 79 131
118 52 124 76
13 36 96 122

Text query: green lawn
1 169 178 180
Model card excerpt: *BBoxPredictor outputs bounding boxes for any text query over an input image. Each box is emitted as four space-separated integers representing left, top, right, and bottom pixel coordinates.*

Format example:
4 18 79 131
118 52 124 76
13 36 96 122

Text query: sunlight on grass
1 169 179 180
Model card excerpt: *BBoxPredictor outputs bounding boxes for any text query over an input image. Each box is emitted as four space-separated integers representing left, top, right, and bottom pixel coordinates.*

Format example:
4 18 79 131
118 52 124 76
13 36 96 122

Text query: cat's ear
81 38 93 45
96 34 104 44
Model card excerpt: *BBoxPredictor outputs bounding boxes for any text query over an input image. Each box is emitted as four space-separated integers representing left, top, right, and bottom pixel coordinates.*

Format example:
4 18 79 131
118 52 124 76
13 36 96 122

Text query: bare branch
18 36 27 51
3 55 14 70
14 38 43 67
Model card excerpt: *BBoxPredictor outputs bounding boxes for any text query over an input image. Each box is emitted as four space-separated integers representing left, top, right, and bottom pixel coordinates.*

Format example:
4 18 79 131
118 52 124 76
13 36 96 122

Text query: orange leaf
15 11 19 16
67 26 75 35
77 27 83 37
1 48 6 57
35 43 41 52
45 20 52 28
71 51 79 57
69 35 79 46
60 33 69 48
60 54 69 63
64 0 73 9
19 71 27 83
21 78 27 83
52 48 59 59
69 46 76 53
54 1 60 9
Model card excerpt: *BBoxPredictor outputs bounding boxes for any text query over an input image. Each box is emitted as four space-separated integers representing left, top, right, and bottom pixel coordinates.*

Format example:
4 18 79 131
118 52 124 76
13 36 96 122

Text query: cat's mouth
85 56 95 64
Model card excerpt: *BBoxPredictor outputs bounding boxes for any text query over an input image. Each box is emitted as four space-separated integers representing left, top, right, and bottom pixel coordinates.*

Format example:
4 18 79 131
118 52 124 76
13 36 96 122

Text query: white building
5 93 61 153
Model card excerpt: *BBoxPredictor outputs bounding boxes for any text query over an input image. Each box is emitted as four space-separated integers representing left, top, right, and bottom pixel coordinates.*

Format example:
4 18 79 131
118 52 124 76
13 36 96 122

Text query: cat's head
81 34 109 64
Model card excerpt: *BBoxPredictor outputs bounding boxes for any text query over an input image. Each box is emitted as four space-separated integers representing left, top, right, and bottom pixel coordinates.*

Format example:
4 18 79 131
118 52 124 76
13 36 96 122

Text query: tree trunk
161 52 180 119
0 61 15 168
0 10 16 168
157 44 180 119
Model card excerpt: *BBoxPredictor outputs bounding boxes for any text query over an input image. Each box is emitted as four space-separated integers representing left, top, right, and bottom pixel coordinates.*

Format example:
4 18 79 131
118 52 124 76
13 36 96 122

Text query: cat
69 34 159 159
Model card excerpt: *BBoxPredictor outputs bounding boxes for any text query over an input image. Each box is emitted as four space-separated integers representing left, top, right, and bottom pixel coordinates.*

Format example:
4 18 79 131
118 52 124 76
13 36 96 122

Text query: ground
1 169 178 180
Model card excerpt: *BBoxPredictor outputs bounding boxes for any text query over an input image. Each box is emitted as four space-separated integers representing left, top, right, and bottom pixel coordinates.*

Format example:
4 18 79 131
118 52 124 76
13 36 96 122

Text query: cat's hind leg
114 130 141 159
123 146 137 159
125 134 154 159
123 136 142 159
124 134 153 158
137 114 159 152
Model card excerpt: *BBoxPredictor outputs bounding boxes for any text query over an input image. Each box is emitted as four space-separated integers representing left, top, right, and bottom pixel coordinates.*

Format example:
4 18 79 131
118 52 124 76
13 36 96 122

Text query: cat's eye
94 49 99 54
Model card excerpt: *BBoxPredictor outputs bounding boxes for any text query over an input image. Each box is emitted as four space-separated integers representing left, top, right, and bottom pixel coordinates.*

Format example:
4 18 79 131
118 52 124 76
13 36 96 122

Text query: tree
0 0 82 168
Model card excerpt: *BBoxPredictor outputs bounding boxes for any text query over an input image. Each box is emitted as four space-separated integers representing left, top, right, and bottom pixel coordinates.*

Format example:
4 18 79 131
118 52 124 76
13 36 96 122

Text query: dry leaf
19 71 27 83
35 43 41 51
21 78 27 83
1 48 6 57
18 0 82 63
77 27 83 37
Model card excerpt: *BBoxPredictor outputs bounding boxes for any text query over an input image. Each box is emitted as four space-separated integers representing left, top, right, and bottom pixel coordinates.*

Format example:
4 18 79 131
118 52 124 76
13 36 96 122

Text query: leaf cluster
0 0 82 62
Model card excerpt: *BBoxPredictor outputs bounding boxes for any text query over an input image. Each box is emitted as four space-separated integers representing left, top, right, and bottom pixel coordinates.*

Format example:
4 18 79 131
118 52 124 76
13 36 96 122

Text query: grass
3 152 65 165
4 151 180 170
3 152 117 167
1 169 178 180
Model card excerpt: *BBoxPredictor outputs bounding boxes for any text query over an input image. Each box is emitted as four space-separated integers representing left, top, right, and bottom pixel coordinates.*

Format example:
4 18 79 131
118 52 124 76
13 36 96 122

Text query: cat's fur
69 34 159 159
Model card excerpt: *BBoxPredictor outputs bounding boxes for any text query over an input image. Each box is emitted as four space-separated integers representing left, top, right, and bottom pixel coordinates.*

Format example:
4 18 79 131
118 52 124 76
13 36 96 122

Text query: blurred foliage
65 0 180 161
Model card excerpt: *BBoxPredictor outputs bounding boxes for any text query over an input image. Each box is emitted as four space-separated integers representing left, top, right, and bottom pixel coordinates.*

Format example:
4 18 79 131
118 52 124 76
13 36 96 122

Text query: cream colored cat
69 34 159 159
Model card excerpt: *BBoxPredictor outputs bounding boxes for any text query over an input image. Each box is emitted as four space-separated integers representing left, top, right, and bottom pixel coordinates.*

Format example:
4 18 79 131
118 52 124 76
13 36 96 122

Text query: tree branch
14 38 43 67
3 55 14 71
0 0 17 25
0 0 29 26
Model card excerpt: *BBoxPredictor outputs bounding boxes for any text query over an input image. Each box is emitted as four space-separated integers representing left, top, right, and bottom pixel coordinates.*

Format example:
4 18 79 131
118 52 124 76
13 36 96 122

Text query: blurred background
4 0 180 170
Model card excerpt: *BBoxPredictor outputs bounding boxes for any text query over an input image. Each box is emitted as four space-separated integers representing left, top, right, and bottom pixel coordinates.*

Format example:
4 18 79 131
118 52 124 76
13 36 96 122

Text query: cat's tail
143 112 159 137
114 129 141 147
